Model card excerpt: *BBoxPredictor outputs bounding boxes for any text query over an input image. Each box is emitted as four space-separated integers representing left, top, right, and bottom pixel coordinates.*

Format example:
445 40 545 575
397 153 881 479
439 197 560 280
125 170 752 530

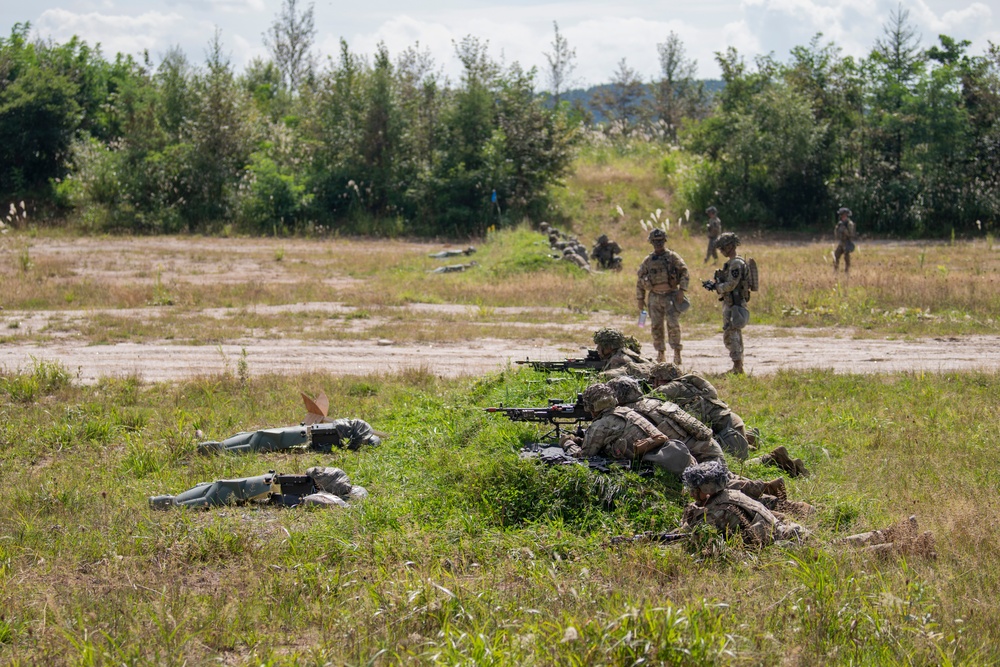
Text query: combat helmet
647 228 667 244
649 362 681 384
597 234 609 244
706 206 718 215
593 327 641 354
837 207 851 217
716 232 740 250
681 460 731 496
539 222 551 231
582 383 617 415
607 376 643 405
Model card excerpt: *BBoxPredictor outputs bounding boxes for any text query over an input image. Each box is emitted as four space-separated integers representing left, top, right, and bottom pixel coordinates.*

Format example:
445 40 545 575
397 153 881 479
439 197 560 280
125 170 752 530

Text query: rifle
515 349 605 373
702 267 725 293
484 393 591 440
608 530 689 546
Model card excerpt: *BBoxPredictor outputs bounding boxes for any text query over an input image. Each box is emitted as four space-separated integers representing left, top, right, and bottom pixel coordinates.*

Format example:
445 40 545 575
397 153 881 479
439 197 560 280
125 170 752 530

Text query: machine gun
515 349 606 373
484 393 591 440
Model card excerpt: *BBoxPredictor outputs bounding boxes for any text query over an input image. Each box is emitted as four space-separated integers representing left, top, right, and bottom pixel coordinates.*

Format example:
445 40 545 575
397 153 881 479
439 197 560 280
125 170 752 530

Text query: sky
6 0 1000 86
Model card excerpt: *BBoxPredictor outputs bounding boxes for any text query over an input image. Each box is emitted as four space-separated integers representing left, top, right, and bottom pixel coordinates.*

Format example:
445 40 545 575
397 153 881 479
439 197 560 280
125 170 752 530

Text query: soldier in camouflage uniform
593 328 653 380
561 247 592 272
681 461 810 546
636 229 690 365
647 362 753 459
561 383 695 475
833 207 857 273
592 234 623 271
705 232 750 375
704 206 722 263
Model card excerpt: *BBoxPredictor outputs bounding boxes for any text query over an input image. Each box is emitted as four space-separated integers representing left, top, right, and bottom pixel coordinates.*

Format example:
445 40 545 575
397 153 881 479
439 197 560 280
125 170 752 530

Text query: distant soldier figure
704 206 722 263
703 232 751 375
636 229 690 365
428 246 476 259
833 207 858 273
592 234 623 271
561 247 592 272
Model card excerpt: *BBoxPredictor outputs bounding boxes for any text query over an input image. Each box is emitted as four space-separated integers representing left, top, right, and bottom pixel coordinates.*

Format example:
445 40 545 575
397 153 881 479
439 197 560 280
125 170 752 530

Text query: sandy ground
2 235 999 383
0 317 996 383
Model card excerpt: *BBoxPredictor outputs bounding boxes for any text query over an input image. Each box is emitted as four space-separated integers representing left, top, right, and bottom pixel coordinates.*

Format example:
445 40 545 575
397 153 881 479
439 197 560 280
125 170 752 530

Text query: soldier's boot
777 499 816 517
656 350 666 363
762 477 787 501
725 360 744 375
760 446 803 477
792 456 810 477
673 348 682 366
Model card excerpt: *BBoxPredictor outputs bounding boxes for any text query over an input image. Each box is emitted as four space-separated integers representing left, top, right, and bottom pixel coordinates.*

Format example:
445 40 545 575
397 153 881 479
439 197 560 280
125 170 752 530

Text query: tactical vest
642 252 682 291
609 407 660 458
722 256 751 305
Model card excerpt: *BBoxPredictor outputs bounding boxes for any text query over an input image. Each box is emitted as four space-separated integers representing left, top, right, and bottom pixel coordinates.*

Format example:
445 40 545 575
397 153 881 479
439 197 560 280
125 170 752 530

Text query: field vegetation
0 357 998 664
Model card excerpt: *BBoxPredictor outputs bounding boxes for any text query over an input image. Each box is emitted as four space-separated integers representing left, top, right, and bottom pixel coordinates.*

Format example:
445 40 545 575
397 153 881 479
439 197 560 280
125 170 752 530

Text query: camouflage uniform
712 233 750 370
704 208 722 263
636 231 690 362
681 462 810 546
647 368 751 458
834 208 857 272
592 235 623 271
561 247 592 271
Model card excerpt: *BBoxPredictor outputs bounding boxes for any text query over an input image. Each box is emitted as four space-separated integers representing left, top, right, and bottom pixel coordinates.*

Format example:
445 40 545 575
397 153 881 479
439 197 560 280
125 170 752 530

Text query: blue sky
6 0 998 85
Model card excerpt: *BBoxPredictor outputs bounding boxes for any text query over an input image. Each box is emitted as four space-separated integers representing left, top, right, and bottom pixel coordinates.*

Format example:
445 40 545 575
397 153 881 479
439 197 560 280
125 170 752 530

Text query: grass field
0 362 998 664
1 145 999 664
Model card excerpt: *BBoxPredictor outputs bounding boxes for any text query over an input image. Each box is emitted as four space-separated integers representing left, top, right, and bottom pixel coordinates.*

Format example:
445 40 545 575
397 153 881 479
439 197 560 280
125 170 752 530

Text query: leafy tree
593 58 646 135
654 32 705 141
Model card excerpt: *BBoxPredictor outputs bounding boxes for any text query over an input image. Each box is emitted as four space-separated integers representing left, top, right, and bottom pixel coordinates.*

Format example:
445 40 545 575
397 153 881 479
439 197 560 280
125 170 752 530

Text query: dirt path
1 326 997 384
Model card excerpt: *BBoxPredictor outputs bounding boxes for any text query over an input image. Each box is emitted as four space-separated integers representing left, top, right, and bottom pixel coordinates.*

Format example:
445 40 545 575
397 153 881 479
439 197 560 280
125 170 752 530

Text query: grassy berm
0 360 998 665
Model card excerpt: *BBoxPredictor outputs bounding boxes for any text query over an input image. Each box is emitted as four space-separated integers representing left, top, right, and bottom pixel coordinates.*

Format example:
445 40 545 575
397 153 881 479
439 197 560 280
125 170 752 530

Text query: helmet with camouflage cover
597 234 609 244
593 327 641 354
649 362 681 384
647 228 667 244
582 383 617 414
716 232 740 250
607 376 643 405
837 207 851 217
682 460 731 496
540 221 551 231
706 206 718 215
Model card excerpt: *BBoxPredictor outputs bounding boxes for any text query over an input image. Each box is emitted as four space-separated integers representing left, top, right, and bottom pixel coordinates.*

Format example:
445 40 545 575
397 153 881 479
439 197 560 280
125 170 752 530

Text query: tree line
1 3 999 237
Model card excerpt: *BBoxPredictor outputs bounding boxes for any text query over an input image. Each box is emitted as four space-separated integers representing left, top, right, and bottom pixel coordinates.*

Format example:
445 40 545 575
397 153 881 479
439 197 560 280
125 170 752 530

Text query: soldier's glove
702 280 716 291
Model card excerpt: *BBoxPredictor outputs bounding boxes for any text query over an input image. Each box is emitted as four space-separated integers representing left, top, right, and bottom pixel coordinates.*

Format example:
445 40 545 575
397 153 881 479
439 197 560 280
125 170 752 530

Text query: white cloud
37 8 187 56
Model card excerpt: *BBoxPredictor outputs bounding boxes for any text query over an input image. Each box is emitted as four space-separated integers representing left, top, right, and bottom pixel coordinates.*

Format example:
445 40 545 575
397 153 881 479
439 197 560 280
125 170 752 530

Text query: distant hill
553 80 724 122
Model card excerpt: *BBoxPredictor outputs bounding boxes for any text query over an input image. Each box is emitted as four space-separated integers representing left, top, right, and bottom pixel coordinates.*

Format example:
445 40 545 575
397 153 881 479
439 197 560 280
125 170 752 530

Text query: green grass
0 361 997 664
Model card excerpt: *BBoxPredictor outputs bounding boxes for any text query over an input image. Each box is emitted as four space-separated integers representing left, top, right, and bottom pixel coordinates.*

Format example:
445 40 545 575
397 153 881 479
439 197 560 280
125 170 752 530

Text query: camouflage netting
593 327 641 354
681 460 731 495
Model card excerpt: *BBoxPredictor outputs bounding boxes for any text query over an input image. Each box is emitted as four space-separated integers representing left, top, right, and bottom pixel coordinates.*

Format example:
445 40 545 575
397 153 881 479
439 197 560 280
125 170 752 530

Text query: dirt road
0 315 996 383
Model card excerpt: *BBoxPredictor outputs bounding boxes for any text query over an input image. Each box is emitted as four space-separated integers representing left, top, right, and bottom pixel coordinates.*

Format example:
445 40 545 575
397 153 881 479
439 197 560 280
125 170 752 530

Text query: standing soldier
704 206 722 263
703 232 751 375
636 229 690 365
833 207 857 273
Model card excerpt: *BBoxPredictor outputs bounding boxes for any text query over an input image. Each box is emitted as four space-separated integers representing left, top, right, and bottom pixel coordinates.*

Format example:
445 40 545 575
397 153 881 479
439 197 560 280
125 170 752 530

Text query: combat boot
759 446 807 477
725 360 744 375
656 350 666 363
761 477 786 501
673 349 682 366
777 499 815 517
